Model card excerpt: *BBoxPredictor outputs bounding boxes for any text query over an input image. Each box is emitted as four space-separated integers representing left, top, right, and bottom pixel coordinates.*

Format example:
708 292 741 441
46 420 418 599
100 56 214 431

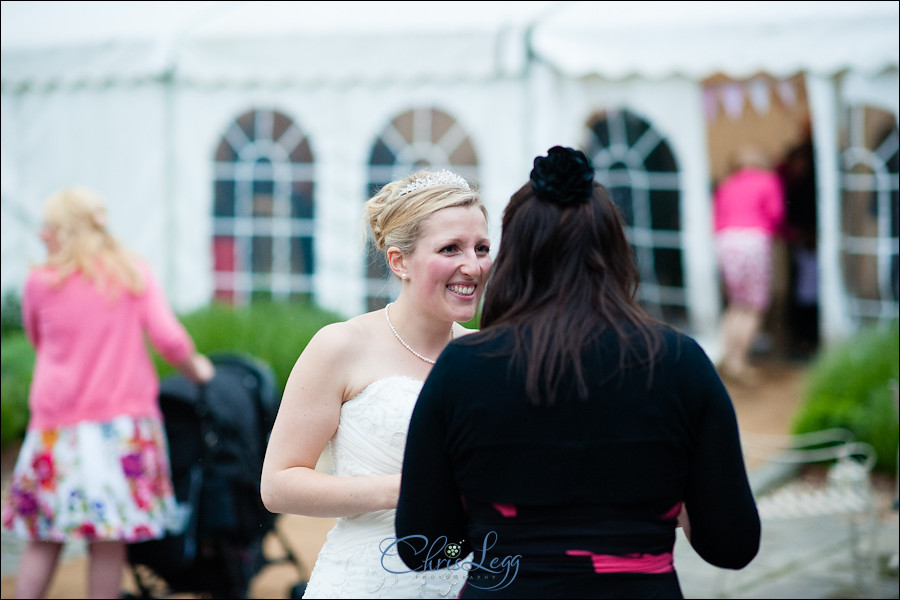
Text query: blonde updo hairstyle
41 186 144 295
364 170 485 269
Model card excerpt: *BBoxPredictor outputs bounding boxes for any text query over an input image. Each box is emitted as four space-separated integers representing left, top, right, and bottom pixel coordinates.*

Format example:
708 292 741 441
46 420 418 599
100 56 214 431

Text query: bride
261 169 492 598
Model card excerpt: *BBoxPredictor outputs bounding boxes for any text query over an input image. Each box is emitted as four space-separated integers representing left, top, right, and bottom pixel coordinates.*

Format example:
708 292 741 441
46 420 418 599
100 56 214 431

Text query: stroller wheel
290 581 308 599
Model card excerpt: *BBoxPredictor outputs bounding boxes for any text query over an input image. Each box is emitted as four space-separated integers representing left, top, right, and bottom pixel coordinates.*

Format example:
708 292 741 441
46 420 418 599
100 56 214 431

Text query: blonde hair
364 169 486 258
731 145 772 172
41 186 144 296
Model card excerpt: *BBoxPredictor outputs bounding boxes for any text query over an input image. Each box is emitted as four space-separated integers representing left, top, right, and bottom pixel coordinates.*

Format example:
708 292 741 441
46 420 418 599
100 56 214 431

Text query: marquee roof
2 1 898 88
531 0 900 80
0 1 553 87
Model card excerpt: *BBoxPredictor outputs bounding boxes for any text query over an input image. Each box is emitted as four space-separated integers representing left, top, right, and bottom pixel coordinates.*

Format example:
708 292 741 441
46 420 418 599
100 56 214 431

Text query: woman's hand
178 353 215 384
678 504 691 540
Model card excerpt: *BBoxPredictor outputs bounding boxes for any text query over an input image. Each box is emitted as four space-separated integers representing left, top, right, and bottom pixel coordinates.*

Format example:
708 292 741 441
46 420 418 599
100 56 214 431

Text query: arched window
585 109 686 326
212 109 315 304
840 105 899 326
364 107 478 310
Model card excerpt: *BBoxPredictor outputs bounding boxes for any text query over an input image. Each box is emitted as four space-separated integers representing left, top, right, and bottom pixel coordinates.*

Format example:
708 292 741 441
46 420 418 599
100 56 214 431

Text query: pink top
22 260 195 430
713 167 786 236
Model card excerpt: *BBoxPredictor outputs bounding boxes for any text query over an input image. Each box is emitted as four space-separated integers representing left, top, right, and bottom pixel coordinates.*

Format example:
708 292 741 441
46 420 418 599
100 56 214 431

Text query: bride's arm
261 322 400 518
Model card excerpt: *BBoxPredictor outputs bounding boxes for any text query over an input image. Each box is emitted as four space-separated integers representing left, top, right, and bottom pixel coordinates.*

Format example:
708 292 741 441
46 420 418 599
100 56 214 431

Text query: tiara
397 170 471 197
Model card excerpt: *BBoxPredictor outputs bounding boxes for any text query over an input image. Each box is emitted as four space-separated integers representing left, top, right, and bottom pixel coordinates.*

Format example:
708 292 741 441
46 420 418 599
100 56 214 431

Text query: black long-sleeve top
396 326 760 599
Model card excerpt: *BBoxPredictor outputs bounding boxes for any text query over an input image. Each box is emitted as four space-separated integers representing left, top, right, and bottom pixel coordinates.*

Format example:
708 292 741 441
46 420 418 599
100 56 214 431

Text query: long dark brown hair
478 166 663 405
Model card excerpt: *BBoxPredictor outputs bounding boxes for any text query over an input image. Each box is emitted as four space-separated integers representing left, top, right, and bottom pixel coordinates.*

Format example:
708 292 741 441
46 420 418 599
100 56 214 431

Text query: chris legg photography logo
380 531 521 591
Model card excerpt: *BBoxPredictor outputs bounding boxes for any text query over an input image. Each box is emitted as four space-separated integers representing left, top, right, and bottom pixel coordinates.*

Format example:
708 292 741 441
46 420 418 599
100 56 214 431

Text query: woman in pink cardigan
1 186 215 598
713 146 786 384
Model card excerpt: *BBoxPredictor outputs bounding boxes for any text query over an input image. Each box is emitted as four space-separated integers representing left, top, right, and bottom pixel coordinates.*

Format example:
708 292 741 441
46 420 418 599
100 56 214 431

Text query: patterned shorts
1 415 183 543
716 229 774 312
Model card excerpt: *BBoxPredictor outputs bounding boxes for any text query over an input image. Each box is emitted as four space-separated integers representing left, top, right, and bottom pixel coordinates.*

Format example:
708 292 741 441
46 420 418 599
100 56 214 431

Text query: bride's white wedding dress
302 376 467 599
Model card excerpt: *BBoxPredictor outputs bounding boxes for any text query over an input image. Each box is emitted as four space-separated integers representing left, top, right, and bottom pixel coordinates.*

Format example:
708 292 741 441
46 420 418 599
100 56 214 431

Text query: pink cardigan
713 167 786 236
22 260 195 430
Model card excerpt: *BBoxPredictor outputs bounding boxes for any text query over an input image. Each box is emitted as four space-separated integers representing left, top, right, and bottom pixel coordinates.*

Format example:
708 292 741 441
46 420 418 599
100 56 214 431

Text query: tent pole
806 72 849 347
162 66 177 304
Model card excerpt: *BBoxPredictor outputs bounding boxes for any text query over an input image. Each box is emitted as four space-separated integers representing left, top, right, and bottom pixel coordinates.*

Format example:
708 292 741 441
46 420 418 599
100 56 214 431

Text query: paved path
675 492 899 599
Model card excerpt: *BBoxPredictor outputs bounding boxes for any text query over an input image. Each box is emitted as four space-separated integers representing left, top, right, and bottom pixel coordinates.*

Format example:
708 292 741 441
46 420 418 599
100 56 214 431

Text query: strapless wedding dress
302 376 467 599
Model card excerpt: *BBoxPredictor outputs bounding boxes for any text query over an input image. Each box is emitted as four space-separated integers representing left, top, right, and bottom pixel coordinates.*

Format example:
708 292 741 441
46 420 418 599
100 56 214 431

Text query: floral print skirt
715 228 774 312
2 415 182 543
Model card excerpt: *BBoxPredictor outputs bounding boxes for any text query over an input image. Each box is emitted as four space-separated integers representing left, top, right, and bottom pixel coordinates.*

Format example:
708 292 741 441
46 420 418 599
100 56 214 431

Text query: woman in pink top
1 186 215 599
713 146 785 384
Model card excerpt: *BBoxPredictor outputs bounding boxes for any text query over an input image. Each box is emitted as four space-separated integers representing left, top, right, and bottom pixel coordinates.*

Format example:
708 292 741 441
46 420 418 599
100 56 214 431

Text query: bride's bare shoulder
307 311 381 353
453 323 480 338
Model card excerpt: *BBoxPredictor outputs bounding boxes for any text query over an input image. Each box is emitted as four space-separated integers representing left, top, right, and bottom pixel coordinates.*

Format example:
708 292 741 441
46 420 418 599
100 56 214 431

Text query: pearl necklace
384 302 454 365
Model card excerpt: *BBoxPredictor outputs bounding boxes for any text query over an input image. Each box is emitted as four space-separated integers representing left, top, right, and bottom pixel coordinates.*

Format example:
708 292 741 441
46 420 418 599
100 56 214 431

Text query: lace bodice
329 375 422 479
303 376 466 599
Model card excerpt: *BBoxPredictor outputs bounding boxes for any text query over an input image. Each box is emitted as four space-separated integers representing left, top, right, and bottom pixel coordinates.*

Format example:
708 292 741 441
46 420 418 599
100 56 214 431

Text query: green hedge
791 320 899 474
1 334 34 448
0 299 343 449
150 299 343 392
1 290 23 337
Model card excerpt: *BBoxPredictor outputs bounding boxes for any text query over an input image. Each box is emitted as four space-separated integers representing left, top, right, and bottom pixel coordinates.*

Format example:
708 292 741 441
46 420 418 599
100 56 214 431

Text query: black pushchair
126 352 307 598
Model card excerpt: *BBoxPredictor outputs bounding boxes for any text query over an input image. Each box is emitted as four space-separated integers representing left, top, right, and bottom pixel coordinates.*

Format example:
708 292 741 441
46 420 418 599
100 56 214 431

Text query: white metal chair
714 428 879 597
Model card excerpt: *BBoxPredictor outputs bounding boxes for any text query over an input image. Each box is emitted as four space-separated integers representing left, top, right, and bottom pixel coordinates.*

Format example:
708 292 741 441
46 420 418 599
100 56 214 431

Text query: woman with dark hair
395 147 760 598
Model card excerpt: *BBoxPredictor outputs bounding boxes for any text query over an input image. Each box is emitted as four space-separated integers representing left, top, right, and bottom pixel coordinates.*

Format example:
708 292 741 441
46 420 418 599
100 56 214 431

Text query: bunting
703 78 800 122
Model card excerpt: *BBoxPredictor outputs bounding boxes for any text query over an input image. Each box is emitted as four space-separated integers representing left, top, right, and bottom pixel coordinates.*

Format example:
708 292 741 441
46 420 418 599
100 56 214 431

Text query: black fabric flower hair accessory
530 146 595 206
